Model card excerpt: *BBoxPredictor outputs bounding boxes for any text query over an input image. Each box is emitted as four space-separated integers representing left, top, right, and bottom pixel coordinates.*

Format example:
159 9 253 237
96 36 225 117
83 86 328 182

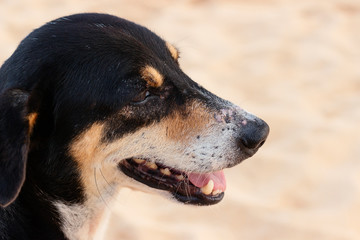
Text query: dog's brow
140 65 164 88
28 113 38 134
166 42 179 61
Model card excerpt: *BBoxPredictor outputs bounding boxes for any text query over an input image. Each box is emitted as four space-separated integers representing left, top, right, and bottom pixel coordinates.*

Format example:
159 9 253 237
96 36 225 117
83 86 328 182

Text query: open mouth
119 158 226 205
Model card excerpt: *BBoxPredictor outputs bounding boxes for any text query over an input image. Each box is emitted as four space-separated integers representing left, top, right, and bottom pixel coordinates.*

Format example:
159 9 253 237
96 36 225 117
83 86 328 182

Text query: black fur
0 13 216 240
0 13 269 239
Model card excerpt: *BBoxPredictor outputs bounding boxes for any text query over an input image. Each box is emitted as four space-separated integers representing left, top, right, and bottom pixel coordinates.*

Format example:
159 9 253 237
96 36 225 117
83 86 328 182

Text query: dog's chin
118 158 225 206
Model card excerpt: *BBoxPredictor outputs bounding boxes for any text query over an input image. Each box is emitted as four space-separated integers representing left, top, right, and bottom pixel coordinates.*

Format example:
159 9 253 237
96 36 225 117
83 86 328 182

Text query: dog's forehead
45 15 178 81
98 29 179 89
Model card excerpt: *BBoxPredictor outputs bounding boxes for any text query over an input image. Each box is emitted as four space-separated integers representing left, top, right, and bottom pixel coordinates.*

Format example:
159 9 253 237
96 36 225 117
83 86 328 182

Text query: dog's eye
131 86 171 104
131 90 151 103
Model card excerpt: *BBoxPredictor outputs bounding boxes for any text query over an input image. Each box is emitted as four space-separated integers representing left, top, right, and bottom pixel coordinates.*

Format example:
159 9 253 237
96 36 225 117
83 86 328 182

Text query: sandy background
1 0 360 239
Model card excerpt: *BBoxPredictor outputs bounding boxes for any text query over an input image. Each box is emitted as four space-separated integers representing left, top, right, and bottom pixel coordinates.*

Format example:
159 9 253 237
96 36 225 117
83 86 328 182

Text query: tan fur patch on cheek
166 42 179 61
140 65 164 88
165 102 212 141
69 123 105 195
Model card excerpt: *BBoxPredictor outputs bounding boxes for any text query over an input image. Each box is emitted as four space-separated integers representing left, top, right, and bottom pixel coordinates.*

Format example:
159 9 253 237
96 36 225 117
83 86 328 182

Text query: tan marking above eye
28 112 38 135
166 42 179 61
140 65 164 88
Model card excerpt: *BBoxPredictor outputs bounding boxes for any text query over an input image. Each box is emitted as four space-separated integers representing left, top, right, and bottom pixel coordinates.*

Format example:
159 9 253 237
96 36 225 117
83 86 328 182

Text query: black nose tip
238 119 269 150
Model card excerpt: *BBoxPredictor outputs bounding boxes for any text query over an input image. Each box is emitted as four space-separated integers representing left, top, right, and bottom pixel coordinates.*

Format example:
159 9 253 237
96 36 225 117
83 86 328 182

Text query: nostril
258 139 266 148
240 135 265 150
238 119 269 150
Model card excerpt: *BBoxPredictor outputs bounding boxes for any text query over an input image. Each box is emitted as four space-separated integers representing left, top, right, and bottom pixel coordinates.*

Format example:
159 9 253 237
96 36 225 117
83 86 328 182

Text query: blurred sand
1 0 360 239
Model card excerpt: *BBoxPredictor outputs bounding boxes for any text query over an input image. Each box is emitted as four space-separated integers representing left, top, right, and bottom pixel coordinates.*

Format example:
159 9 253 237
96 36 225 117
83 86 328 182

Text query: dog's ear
0 89 32 207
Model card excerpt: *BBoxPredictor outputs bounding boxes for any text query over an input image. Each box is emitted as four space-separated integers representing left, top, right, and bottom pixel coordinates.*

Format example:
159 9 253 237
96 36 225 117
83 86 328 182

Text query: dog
0 13 269 240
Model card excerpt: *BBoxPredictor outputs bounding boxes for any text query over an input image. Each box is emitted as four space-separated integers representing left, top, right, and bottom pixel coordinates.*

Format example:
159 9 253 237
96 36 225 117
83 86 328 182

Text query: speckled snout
214 106 270 156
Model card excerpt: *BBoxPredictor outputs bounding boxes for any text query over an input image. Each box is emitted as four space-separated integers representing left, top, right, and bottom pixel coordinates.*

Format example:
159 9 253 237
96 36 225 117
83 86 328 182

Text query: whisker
99 168 114 190
98 166 132 206
174 181 182 195
184 180 191 199
94 168 110 209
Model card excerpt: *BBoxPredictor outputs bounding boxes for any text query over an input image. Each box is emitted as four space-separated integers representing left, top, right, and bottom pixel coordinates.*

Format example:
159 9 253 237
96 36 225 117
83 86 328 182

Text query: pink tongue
188 170 226 191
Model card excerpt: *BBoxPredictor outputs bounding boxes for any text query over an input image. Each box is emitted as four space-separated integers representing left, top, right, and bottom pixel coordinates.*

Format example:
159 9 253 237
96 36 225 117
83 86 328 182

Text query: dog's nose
238 118 269 151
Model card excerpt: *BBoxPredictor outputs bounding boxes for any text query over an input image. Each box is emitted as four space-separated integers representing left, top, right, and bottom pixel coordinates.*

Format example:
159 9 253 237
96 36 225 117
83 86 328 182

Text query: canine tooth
175 175 184 181
133 158 145 164
160 168 171 176
201 180 214 195
145 162 158 170
212 189 222 195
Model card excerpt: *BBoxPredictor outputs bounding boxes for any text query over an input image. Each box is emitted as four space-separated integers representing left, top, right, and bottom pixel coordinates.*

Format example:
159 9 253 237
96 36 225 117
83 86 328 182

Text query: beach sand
1 0 359 239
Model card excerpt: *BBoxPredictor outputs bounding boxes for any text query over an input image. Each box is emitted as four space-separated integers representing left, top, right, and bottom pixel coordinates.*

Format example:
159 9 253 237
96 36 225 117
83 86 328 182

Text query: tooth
160 168 171 176
175 175 184 181
133 158 145 164
145 162 158 170
201 180 214 195
212 189 222 195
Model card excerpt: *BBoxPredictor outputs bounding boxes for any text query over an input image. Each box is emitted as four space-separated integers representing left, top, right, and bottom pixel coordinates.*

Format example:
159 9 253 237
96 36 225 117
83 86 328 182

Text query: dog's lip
118 158 225 205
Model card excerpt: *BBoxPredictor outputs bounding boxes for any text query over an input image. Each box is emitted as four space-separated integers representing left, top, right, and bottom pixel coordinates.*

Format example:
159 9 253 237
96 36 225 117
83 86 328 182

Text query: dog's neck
0 183 67 239
0 186 111 240
54 200 111 240
0 155 112 240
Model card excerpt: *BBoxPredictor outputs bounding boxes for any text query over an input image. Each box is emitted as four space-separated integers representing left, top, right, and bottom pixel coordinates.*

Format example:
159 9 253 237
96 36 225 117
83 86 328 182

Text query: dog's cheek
164 101 212 143
69 123 108 197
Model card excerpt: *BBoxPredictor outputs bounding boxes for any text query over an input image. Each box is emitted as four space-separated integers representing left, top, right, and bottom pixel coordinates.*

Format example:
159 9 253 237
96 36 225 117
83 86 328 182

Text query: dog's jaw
119 158 226 205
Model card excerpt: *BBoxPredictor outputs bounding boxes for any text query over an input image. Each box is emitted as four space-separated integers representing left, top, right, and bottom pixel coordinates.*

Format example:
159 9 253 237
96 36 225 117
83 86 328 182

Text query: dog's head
0 13 269 208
